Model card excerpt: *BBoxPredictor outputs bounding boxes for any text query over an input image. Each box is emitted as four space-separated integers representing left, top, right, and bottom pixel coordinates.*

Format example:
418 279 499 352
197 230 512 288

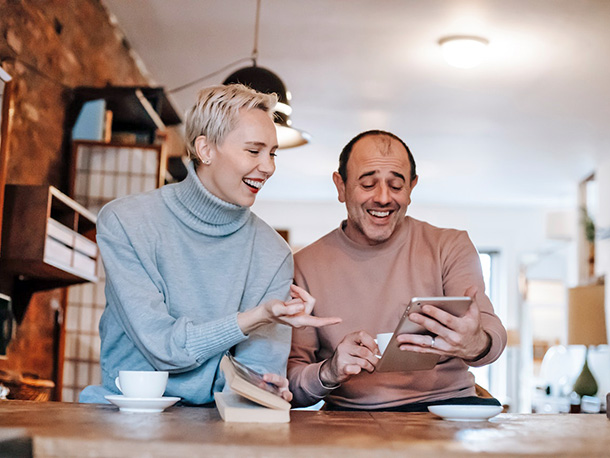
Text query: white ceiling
103 0 610 208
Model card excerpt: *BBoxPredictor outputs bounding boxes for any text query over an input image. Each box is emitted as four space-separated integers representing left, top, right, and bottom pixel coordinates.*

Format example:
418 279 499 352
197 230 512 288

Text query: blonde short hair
185 84 278 165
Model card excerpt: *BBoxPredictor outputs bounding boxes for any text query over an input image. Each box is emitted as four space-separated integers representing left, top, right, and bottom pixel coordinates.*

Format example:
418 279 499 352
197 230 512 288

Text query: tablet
375 296 472 372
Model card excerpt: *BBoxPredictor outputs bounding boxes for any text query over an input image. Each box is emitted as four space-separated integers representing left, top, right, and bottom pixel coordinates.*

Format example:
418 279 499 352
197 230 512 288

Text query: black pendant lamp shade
223 66 310 149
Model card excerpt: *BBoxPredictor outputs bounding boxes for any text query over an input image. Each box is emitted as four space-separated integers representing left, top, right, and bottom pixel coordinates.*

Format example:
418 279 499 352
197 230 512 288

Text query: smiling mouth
368 210 392 218
243 178 265 192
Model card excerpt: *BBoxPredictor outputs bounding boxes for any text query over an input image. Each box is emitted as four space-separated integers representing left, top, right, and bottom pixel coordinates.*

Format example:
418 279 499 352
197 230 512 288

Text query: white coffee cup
114 370 168 398
376 332 393 356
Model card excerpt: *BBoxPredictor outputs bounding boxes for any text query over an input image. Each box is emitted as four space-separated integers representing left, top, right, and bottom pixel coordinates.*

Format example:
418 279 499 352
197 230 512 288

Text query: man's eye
361 183 374 189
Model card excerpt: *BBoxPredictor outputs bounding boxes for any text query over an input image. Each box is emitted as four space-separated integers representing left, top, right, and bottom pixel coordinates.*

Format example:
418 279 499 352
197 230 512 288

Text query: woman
80 84 340 405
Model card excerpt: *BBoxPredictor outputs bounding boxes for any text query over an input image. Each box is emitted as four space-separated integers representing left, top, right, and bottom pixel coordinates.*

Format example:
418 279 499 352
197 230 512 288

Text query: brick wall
0 0 150 398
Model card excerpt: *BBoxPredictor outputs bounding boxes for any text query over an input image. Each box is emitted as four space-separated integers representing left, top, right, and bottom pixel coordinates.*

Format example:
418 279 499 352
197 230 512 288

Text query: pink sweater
288 216 507 409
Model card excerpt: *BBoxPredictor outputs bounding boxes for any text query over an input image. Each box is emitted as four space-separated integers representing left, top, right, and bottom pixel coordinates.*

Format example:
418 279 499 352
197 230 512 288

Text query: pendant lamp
167 0 310 149
223 65 310 149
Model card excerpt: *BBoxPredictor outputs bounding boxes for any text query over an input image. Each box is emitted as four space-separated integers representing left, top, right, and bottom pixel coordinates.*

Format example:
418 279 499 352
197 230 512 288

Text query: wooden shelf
70 86 182 136
0 185 98 288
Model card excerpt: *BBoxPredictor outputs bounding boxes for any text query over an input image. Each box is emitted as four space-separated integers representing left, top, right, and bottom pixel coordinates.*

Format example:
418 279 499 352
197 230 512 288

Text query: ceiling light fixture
223 0 310 149
438 35 489 69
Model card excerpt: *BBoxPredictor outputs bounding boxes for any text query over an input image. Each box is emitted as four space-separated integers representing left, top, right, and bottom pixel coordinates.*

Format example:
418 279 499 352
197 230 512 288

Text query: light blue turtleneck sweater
79 162 293 405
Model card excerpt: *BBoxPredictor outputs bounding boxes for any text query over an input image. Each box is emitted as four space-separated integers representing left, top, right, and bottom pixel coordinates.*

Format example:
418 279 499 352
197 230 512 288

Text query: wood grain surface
0 400 608 457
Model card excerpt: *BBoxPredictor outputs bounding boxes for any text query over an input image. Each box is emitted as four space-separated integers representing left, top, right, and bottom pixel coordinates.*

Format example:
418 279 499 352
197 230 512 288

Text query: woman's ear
195 135 212 165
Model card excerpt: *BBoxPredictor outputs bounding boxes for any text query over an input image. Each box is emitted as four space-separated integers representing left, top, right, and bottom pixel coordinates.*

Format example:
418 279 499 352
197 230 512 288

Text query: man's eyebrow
358 171 376 180
358 170 406 181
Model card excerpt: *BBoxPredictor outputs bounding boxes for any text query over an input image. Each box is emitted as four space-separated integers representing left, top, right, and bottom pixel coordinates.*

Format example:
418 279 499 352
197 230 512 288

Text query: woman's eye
248 150 259 155
270 152 277 158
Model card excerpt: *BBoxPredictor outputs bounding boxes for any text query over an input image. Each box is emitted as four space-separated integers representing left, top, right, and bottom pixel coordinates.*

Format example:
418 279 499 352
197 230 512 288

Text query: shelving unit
0 70 15 255
57 85 182 401
65 86 185 185
0 185 98 287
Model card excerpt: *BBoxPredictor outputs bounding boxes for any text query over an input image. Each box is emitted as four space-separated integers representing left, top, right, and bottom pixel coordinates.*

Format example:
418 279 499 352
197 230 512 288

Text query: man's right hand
319 331 378 386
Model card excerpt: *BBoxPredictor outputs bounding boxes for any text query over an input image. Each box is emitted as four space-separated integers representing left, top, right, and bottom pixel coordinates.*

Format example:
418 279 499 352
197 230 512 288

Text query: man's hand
238 285 342 333
395 286 490 361
262 373 293 402
319 331 379 386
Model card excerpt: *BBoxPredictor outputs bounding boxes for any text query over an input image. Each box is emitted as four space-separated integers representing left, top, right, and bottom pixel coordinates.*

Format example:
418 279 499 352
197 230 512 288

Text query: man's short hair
337 130 417 182
185 84 278 165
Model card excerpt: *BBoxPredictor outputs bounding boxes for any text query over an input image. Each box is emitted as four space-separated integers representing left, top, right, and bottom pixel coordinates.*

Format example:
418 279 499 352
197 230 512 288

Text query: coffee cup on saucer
115 370 168 398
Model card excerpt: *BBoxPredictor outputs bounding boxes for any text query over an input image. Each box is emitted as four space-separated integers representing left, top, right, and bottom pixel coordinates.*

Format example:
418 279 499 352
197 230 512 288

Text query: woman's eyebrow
244 141 267 147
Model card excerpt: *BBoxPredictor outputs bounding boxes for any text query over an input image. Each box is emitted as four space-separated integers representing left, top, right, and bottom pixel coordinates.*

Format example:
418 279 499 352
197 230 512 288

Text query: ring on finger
430 336 436 348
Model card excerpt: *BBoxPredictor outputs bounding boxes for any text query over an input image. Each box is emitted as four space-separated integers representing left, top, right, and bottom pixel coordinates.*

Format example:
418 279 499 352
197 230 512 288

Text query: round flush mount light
438 35 489 69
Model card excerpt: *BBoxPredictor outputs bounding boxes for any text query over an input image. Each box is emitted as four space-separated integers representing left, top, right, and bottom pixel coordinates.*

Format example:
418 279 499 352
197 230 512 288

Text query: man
288 130 507 411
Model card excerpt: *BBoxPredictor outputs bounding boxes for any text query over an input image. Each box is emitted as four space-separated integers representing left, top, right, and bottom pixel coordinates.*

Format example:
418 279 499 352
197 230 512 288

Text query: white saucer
428 405 503 421
105 395 181 413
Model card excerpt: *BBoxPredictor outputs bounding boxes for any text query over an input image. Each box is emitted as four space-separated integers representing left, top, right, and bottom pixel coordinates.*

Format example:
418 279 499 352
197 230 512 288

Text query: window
469 251 499 392
61 141 165 401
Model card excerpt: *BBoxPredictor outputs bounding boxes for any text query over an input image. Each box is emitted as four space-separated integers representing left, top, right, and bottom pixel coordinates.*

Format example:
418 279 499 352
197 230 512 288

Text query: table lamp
567 284 607 397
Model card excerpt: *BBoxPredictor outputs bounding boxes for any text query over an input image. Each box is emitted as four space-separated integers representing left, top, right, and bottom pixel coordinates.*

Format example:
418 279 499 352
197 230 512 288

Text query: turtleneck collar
161 161 250 236
335 217 411 257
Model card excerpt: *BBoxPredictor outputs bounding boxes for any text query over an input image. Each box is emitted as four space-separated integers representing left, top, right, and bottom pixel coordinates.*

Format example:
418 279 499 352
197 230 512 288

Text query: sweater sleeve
98 207 247 373
287 264 337 407
441 231 507 367
231 253 294 377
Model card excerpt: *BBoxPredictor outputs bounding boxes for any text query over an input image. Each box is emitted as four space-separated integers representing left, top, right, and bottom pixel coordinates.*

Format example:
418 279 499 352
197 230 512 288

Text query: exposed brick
0 0 151 399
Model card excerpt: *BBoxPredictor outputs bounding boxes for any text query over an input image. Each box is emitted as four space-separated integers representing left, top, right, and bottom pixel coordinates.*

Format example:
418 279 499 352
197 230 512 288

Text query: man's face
333 135 418 246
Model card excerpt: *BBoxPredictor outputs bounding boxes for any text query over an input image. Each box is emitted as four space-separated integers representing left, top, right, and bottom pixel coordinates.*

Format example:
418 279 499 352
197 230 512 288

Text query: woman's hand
238 285 342 333
263 373 293 402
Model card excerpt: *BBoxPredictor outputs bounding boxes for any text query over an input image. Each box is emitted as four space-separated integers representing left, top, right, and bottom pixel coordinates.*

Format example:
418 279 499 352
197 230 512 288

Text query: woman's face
197 108 278 207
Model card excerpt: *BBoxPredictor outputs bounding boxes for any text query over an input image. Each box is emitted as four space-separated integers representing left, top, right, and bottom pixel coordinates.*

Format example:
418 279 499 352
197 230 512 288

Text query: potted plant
581 207 595 277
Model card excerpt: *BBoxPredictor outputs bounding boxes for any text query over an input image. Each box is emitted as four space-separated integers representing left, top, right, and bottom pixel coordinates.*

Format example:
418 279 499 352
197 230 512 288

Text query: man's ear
194 135 213 164
332 172 346 203
406 175 419 205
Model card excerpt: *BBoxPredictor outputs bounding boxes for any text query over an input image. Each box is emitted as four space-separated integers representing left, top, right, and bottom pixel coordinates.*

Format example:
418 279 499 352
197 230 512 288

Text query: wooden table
0 400 608 457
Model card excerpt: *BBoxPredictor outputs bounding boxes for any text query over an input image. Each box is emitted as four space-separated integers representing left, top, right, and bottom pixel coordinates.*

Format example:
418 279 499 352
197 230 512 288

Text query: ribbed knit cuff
185 314 247 363
301 361 339 400
465 329 503 367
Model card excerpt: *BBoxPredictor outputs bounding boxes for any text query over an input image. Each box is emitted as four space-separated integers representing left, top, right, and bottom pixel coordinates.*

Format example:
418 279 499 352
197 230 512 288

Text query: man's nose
373 184 391 204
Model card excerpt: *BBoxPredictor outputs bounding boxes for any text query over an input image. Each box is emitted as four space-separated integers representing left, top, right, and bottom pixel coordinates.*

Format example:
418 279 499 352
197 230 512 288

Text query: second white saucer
428 405 503 421
105 395 181 413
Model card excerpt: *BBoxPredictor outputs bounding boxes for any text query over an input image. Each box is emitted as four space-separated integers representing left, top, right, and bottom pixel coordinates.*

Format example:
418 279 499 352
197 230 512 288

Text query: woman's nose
259 154 276 176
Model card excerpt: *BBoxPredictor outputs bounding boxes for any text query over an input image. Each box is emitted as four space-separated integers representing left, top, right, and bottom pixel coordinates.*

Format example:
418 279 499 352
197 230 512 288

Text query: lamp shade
223 66 310 149
568 284 607 346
